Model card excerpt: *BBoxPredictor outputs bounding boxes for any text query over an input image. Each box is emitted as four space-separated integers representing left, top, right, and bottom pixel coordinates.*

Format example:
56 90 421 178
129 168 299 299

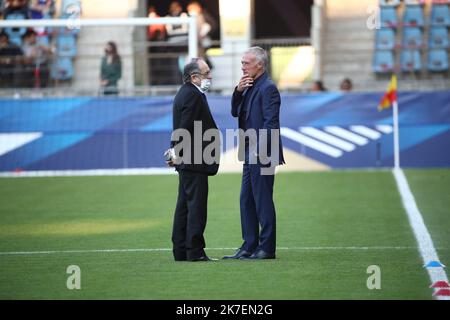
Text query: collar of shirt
192 82 206 94
253 71 266 87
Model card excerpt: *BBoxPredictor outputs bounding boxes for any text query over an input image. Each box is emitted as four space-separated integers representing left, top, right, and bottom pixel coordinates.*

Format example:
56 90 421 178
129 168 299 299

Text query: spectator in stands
3 0 28 17
147 5 166 41
165 1 188 44
100 41 122 95
339 78 353 92
187 1 217 69
310 80 327 92
147 6 169 85
164 1 188 85
29 0 52 35
0 31 23 60
0 31 24 87
29 0 51 19
22 30 51 62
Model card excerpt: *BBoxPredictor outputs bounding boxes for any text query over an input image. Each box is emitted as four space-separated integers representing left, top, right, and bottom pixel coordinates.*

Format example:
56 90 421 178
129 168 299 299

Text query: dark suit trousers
172 170 208 261
240 164 276 255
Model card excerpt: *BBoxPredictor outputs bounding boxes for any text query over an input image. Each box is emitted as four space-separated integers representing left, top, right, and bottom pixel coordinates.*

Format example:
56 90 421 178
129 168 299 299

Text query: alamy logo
66 265 81 290
367 5 381 30
367 265 381 290
171 122 281 175
65 3 82 30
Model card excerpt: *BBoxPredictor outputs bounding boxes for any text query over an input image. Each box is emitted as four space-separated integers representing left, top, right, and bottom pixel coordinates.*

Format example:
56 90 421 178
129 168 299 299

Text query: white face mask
200 78 211 92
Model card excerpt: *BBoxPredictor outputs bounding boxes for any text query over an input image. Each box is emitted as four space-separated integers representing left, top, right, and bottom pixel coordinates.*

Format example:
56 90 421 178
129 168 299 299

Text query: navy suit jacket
231 72 285 166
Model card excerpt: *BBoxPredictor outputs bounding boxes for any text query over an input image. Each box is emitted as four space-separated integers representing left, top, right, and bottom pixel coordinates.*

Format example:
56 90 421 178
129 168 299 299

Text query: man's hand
164 148 176 167
166 160 175 167
236 74 254 92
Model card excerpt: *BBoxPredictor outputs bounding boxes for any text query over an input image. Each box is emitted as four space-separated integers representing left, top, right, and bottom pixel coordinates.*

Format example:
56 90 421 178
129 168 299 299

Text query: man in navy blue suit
223 47 284 260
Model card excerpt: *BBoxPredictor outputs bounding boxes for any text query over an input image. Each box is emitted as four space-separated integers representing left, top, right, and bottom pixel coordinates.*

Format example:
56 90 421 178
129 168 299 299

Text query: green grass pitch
0 169 449 299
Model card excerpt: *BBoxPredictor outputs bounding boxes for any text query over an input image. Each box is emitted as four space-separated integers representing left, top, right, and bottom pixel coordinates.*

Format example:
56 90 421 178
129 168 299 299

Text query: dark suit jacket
231 72 285 166
171 82 220 176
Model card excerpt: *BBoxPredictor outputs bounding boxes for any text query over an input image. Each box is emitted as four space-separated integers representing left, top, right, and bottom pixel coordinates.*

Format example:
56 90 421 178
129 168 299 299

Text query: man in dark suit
223 47 284 260
167 58 220 262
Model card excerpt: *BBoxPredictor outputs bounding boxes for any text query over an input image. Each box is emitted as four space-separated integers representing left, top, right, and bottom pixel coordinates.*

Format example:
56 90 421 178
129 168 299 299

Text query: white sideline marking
281 127 343 158
393 168 450 300
324 126 369 146
299 127 356 152
0 246 420 256
0 132 43 156
350 126 382 140
0 168 177 178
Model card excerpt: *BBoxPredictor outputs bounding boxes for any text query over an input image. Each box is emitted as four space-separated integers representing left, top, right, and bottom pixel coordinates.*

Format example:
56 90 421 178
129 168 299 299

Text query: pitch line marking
393 168 450 300
0 246 422 256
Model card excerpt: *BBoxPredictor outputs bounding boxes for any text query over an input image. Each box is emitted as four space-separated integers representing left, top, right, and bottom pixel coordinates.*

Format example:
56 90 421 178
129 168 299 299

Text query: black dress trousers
172 169 209 261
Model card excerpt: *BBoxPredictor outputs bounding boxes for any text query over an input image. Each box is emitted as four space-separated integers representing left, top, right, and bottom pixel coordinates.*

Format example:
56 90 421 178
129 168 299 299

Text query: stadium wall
1 91 449 174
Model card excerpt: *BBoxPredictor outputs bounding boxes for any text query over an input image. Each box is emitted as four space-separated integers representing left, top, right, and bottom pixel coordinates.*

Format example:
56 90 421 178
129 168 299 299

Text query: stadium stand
402 26 424 48
4 10 27 46
428 26 449 48
430 3 450 26
400 49 422 72
0 0 447 93
50 55 73 80
427 48 449 71
379 0 401 6
380 6 399 28
403 4 425 27
0 0 79 87
372 0 450 79
373 50 396 73
376 28 396 49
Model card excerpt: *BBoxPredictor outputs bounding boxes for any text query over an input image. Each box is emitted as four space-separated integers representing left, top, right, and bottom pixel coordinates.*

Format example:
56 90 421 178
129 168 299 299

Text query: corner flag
378 74 400 169
378 75 397 111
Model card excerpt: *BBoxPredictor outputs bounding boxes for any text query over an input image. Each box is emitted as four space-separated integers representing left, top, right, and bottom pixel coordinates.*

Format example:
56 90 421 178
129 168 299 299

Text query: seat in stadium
427 49 449 72
373 50 395 73
380 7 398 28
430 4 450 26
7 35 23 47
379 0 401 6
375 28 396 50
4 12 27 46
404 0 423 5
403 5 425 27
36 35 50 47
400 49 422 72
61 0 81 16
402 27 423 48
51 57 74 80
428 26 449 49
56 34 77 57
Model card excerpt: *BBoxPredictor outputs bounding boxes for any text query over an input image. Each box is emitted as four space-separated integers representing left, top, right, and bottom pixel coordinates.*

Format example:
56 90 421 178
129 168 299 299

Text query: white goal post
0 17 199 58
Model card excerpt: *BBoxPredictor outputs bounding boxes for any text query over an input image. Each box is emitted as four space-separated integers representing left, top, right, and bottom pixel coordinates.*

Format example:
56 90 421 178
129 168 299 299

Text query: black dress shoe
222 248 252 259
188 256 217 262
241 249 275 260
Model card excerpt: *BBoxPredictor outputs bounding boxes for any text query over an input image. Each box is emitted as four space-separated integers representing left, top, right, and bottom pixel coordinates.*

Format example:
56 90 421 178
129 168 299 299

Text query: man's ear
257 61 264 70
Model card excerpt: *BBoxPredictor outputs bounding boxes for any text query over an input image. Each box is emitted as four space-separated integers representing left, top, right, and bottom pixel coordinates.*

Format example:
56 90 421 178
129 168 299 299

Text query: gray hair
182 58 202 83
245 46 268 68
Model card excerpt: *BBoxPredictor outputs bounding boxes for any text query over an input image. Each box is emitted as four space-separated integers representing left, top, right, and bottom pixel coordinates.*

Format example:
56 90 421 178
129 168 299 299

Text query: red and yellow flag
378 75 397 111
